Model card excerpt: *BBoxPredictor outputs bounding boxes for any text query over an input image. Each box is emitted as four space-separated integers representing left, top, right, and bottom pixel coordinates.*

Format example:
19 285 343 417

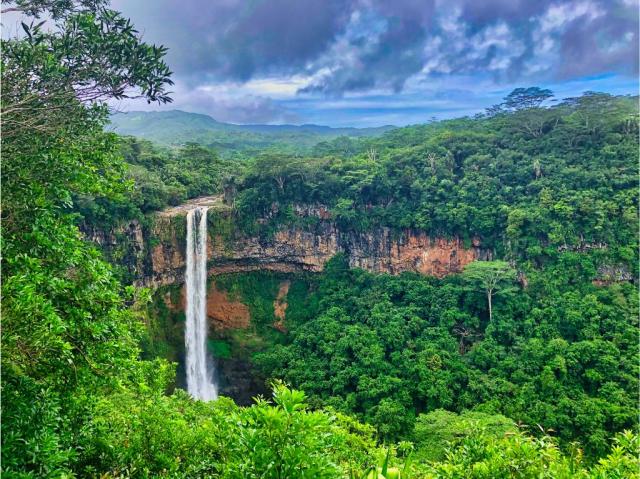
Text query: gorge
86 195 633 407
84 196 494 403
5 0 638 474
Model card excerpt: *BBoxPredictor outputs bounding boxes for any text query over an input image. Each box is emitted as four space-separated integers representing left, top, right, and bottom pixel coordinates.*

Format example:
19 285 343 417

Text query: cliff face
84 219 148 282
204 226 488 277
84 197 632 290
136 198 491 287
86 197 490 287
167 281 251 331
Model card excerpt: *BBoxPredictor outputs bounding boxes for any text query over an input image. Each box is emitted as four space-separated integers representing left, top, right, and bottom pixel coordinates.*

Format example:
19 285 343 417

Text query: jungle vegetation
1 0 638 477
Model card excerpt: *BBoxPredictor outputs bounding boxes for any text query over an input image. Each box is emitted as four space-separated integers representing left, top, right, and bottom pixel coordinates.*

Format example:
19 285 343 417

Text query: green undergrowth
211 272 314 361
141 284 186 389
144 271 317 377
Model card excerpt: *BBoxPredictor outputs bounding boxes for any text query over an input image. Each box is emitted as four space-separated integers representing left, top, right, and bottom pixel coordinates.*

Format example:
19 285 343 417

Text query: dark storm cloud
213 0 352 81
112 0 352 83
113 0 638 95
300 0 437 94
456 0 639 79
556 6 639 79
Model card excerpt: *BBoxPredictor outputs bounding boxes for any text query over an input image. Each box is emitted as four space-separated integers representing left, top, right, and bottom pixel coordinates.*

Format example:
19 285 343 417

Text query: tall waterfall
185 207 217 400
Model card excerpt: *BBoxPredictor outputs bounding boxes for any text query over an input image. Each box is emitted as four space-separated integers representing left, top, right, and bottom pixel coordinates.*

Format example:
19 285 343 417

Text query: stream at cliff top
185 207 218 400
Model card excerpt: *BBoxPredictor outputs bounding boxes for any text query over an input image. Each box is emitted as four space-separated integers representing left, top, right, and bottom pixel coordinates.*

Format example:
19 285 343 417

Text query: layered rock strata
91 196 488 287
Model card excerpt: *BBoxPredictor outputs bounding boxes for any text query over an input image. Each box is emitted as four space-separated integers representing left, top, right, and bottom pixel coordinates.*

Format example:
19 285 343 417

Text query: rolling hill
109 110 394 153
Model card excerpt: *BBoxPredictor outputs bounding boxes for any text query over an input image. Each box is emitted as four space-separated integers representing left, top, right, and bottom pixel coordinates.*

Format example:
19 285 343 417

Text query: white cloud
538 1 604 33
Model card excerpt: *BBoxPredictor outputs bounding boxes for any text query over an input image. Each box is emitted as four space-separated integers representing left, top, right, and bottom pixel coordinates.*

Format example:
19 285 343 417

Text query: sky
70 0 640 126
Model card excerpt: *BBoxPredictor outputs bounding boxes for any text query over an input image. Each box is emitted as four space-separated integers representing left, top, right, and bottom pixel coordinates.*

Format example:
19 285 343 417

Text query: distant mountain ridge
108 110 394 149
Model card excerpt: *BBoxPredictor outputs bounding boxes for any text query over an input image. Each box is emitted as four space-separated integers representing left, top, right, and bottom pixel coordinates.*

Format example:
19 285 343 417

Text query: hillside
109 110 394 153
80 92 639 462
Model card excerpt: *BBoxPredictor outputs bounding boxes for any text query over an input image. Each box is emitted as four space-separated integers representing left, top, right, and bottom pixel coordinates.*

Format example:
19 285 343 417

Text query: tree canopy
2 0 638 476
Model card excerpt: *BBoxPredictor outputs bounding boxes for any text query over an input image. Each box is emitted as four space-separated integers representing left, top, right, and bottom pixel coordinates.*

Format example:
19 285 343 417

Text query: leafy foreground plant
353 448 412 479
325 418 639 479
78 381 378 478
80 369 640 478
5 350 638 478
416 429 639 479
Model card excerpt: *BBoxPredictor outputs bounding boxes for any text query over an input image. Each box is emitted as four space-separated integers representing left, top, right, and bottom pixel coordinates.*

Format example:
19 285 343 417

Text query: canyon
84 196 632 404
85 196 492 403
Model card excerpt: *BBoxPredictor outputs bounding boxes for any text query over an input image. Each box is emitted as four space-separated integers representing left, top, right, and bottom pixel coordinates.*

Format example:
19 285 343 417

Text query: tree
502 87 554 111
230 383 343 478
2 0 108 17
462 261 517 321
1 0 173 474
2 1 172 140
561 91 636 139
412 409 516 461
485 87 554 117
533 158 542 179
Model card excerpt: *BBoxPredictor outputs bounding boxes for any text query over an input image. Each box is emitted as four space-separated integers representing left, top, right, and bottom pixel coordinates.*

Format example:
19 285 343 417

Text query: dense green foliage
80 380 379 478
76 138 229 226
419 429 639 479
1 0 176 474
234 93 637 261
253 255 638 457
219 91 639 461
3 0 638 476
412 409 516 462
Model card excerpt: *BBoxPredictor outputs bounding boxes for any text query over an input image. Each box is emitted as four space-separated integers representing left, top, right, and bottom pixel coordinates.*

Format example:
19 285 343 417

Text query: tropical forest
2 0 638 477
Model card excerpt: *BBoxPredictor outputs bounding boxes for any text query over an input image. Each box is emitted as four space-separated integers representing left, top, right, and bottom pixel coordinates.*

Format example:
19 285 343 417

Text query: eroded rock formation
126 198 491 287
206 285 251 331
86 198 491 287
163 280 251 331
83 197 631 291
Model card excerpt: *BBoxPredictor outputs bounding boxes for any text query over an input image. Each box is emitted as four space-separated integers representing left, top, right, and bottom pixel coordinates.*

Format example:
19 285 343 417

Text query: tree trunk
487 290 493 322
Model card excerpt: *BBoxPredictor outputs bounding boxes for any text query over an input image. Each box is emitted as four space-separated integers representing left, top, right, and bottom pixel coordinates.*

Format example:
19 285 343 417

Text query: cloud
112 0 637 96
111 0 353 84
179 89 301 124
108 0 637 123
300 2 437 94
111 81 301 124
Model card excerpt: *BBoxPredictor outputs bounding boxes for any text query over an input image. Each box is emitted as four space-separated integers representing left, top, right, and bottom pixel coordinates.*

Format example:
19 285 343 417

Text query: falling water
185 207 217 400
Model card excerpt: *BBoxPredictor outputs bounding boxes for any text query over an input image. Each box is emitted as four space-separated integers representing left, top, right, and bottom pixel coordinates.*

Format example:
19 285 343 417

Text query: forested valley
2 1 638 478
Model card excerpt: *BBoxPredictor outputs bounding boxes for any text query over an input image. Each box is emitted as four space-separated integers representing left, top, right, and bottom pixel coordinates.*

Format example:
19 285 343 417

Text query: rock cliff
87 196 491 287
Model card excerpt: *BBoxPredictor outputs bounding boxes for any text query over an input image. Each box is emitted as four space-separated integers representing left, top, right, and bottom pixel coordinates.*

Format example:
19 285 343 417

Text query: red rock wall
144 221 488 287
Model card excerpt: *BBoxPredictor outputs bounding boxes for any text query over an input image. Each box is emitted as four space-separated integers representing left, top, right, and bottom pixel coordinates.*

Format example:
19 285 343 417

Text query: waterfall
185 207 217 400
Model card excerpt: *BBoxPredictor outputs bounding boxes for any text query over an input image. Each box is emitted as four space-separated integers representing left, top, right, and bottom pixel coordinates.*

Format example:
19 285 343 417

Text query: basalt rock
84 197 632 290
96 196 492 287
